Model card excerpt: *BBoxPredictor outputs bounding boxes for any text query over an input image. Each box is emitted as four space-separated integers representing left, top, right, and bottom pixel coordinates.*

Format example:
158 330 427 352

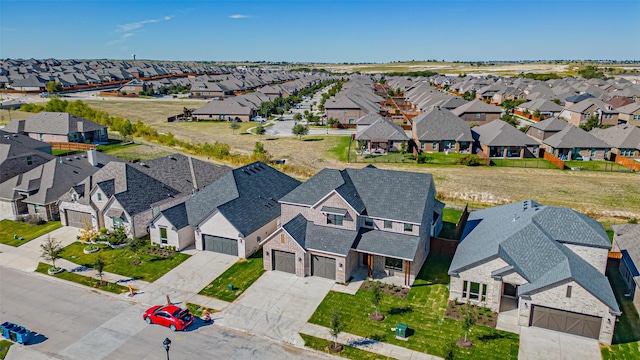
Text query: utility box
228 284 233 291
395 323 408 340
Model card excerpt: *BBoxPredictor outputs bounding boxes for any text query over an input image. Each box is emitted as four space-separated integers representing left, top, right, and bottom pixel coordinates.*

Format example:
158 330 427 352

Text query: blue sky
1 0 638 62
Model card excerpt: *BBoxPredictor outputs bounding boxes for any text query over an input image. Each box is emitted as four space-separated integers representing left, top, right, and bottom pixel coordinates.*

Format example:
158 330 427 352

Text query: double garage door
202 235 238 256
530 305 601 339
66 210 92 228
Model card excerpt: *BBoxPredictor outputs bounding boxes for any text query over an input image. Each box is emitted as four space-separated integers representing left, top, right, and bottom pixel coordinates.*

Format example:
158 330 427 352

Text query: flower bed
445 301 497 328
361 280 410 300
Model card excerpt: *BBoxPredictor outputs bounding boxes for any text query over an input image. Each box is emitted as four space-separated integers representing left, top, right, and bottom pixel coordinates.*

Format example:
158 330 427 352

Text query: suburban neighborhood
1 1 640 359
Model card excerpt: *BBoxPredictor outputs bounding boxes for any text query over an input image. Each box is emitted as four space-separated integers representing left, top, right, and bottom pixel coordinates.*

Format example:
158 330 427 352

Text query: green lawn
601 265 640 360
0 340 12 360
186 303 217 317
0 220 62 247
491 158 556 169
328 136 352 162
198 250 265 302
35 262 129 294
564 160 630 172
52 149 80 156
309 254 519 360
59 242 189 282
439 208 463 239
300 333 394 360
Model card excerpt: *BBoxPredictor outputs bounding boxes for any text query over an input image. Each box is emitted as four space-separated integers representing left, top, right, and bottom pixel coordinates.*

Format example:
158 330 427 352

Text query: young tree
94 255 105 286
40 235 63 270
461 301 478 346
329 310 345 352
293 112 303 121
581 115 600 131
255 123 266 139
551 98 562 105
292 124 309 140
371 281 382 318
532 109 542 120
400 141 407 154
230 120 241 134
46 81 63 94
501 114 519 128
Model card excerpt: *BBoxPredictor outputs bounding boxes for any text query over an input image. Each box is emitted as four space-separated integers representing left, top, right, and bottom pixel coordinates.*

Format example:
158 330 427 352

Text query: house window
26 156 33 165
281 233 285 244
34 204 40 213
72 193 78 202
363 217 373 228
113 217 123 227
404 223 413 232
39 134 44 141
384 220 393 229
97 193 102 201
469 282 481 300
348 119 355 124
159 227 168 244
463 281 468 298
433 141 438 150
566 285 572 298
257 236 261 243
476 113 481 119
327 214 344 226
482 284 487 302
591 148 596 156
385 257 403 271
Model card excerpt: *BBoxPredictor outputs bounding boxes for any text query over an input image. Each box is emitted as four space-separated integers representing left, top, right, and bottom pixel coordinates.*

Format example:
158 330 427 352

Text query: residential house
119 79 149 94
590 125 640 159
411 108 473 153
451 100 503 125
3 112 108 143
151 162 301 255
0 151 116 220
516 99 564 119
472 120 540 158
0 130 53 184
324 94 381 126
559 98 619 127
191 99 256 122
611 224 640 312
260 166 444 286
190 81 233 99
448 200 619 344
355 115 409 153
615 102 640 127
543 125 611 160
525 117 569 142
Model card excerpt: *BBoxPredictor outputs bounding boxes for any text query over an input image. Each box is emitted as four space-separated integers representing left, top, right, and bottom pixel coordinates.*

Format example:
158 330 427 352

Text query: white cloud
109 15 172 46
229 14 249 19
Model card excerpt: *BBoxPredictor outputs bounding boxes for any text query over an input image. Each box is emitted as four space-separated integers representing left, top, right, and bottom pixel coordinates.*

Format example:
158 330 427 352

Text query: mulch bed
456 338 473 348
143 248 176 258
327 343 343 353
369 313 385 321
361 280 410 300
444 301 497 328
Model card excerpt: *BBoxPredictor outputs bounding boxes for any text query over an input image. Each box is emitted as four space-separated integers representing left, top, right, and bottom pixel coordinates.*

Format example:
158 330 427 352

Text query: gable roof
3 112 106 135
355 117 408 142
449 200 619 314
412 108 473 142
451 99 502 116
280 166 434 224
590 124 640 150
528 117 569 132
472 120 538 147
157 202 190 230
544 125 611 149
186 162 301 237
518 98 564 113
616 102 640 115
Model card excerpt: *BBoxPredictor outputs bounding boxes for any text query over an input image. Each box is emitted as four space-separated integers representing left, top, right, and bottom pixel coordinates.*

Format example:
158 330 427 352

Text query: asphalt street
0 267 333 360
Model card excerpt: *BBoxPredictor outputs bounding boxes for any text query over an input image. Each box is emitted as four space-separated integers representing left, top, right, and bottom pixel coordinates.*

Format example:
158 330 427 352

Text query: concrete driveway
216 271 334 346
518 326 601 360
132 250 237 309
0 226 79 272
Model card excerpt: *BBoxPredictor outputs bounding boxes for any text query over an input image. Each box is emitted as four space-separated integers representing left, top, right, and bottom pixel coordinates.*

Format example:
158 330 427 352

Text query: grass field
198 250 265 302
309 254 519 360
439 208 463 239
80 99 640 221
35 262 129 294
0 340 13 360
60 242 190 282
0 220 62 247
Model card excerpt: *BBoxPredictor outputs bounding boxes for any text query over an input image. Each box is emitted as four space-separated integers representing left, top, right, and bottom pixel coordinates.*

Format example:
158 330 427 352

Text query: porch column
520 148 524 158
404 261 411 287
503 148 508 158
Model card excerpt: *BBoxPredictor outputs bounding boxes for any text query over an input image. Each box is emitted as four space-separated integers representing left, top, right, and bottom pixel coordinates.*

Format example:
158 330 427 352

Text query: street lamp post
163 338 171 360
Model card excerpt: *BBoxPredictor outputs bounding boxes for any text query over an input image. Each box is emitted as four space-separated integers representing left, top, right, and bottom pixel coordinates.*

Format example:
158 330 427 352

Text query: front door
362 254 373 278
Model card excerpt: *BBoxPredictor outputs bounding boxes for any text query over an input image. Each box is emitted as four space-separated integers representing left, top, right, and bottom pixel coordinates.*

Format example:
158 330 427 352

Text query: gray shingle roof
528 117 569 132
3 112 106 135
353 229 421 260
451 100 502 116
472 120 538 147
612 224 640 280
543 125 611 149
412 108 473 142
449 200 619 314
355 117 408 142
280 166 435 224
187 162 301 237
519 99 564 113
159 202 190 230
590 125 640 150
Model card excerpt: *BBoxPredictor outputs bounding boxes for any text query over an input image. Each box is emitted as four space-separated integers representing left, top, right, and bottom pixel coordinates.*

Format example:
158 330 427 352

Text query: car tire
145 317 152 324
170 324 177 332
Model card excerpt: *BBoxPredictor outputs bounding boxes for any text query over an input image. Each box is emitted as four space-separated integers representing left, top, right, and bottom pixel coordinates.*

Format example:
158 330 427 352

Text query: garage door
312 255 336 280
273 250 295 274
202 235 238 256
66 210 92 228
530 305 601 339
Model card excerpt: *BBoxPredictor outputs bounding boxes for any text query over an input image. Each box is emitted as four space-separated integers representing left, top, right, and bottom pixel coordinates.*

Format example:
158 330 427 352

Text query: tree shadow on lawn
303 138 324 142
476 332 517 342
388 306 413 315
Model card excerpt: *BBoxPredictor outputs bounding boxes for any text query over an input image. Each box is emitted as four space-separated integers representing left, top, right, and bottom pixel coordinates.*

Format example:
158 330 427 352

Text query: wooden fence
430 236 459 256
477 149 491 165
49 142 96 151
543 151 565 169
614 155 640 172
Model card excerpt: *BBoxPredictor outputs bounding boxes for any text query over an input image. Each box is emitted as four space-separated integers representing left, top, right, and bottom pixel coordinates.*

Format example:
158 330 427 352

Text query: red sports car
143 305 193 331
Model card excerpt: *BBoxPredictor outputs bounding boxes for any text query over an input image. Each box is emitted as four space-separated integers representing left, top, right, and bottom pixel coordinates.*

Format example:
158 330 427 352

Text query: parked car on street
143 305 193 331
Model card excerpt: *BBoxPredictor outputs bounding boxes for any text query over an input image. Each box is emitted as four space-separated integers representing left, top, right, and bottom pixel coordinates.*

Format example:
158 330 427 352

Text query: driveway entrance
518 326 601 360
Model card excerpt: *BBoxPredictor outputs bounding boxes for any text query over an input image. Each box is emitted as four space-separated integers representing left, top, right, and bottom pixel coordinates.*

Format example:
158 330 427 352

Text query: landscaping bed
35 262 129 294
0 219 61 247
361 280 409 300
59 242 189 282
445 301 497 328
309 254 519 360
198 250 264 302
300 333 394 360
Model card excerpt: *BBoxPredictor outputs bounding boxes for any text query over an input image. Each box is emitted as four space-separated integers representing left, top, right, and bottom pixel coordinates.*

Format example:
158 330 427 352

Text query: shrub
457 155 482 166
20 215 46 225
417 153 431 164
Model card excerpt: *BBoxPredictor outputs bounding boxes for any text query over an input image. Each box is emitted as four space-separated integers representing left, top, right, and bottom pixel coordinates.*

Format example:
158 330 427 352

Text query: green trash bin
395 323 408 338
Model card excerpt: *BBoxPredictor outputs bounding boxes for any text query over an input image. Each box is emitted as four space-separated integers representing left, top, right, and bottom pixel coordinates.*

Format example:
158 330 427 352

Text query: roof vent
140 162 147 167
74 155 80 159
59 158 64 164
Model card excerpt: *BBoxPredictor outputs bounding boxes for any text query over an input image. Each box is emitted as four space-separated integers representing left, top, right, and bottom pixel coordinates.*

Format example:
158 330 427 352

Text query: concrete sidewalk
300 323 442 360
0 226 79 272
